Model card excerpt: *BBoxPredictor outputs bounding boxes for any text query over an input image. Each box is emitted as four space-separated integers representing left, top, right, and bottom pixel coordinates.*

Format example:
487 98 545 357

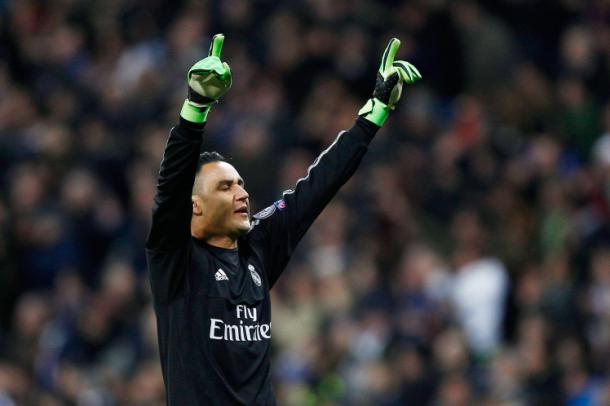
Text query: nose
235 184 249 202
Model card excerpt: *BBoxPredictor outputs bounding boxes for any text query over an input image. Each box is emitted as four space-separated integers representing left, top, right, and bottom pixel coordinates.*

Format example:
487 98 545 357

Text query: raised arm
145 121 205 251
146 34 232 301
146 33 231 251
251 38 422 287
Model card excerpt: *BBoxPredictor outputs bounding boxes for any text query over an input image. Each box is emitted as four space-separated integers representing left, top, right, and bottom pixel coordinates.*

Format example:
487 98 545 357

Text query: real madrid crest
248 264 262 287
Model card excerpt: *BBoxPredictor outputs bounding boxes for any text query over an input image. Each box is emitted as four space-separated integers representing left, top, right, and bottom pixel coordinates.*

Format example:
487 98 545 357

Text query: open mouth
234 207 249 215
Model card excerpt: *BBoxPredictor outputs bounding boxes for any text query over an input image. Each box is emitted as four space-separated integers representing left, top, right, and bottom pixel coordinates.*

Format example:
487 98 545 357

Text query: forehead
200 161 242 184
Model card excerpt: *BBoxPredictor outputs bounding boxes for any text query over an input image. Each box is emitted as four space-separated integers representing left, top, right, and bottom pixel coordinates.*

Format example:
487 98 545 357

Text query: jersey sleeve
145 118 205 302
251 117 380 287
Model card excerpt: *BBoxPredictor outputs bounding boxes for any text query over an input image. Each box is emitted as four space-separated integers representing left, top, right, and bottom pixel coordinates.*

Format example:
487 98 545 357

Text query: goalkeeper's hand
358 38 422 127
180 33 232 123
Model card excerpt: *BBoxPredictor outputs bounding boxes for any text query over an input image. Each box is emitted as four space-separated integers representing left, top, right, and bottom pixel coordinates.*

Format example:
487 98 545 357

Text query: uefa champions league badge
248 264 262 287
253 204 276 219
274 199 286 210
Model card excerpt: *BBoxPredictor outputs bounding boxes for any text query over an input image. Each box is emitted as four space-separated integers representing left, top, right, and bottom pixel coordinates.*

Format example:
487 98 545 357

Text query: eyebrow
217 178 245 188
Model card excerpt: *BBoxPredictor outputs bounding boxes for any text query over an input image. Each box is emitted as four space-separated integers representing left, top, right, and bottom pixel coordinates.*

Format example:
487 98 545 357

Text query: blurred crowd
1 0 610 404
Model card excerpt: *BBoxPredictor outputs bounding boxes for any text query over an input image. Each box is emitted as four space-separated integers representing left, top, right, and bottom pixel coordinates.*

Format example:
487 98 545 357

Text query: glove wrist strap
188 87 216 106
358 98 391 127
180 100 212 123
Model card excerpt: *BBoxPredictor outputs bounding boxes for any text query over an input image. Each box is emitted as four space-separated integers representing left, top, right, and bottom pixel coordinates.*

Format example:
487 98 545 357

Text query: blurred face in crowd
191 161 251 244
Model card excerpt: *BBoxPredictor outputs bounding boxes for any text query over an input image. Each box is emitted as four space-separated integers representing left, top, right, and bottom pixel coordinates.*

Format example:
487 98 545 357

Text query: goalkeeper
146 34 421 405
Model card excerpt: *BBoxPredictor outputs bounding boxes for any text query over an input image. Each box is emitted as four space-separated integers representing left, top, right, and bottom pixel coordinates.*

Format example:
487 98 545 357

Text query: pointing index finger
380 38 401 74
209 33 225 57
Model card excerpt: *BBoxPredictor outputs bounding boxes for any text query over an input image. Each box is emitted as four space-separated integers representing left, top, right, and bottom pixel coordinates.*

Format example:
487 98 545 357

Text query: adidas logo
215 269 229 281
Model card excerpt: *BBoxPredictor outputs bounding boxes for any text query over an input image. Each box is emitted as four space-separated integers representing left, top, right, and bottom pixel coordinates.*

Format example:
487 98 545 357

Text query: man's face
192 161 251 238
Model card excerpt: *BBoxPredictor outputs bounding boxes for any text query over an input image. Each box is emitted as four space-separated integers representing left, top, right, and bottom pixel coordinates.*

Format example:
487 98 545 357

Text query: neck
191 219 239 249
204 235 238 249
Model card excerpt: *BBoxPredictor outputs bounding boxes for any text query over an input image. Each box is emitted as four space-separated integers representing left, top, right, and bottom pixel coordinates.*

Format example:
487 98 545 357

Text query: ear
192 195 203 215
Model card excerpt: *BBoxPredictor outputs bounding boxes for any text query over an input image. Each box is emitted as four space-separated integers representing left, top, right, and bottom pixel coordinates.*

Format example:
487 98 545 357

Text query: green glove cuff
358 98 391 127
180 100 212 123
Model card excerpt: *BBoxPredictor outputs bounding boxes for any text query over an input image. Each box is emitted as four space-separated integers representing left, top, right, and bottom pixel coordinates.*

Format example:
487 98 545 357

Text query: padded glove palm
180 34 232 123
358 38 422 126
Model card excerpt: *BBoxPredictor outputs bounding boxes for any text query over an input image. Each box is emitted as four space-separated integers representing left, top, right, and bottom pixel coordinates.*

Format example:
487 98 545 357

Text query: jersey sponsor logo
209 305 271 341
215 268 229 281
252 204 276 219
248 264 262 287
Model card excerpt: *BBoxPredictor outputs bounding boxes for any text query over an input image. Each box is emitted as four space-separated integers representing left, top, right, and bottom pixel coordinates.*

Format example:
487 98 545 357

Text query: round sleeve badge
252 204 276 220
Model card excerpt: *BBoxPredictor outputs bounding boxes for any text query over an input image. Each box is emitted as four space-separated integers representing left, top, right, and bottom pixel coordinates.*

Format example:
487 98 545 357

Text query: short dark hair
196 151 226 173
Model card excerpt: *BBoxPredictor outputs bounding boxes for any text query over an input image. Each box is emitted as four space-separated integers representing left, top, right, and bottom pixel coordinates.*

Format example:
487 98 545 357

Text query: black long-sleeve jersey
145 116 379 405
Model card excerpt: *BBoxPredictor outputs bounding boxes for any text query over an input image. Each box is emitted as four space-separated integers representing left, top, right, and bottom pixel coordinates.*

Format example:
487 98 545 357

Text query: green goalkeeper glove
180 33 232 123
358 38 422 127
